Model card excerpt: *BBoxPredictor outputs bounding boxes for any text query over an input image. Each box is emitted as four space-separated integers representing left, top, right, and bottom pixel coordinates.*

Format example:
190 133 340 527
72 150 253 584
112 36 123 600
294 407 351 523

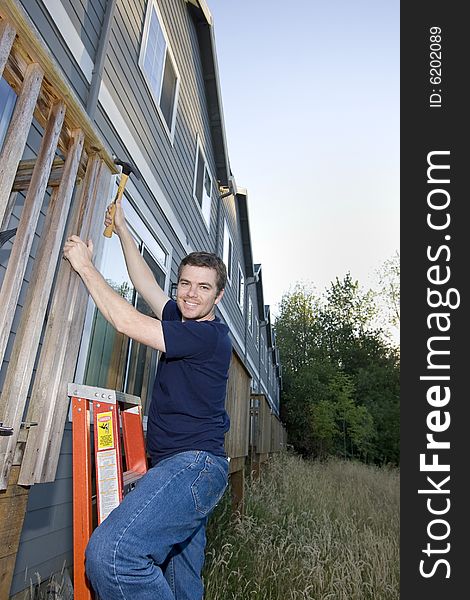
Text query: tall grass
203 452 399 600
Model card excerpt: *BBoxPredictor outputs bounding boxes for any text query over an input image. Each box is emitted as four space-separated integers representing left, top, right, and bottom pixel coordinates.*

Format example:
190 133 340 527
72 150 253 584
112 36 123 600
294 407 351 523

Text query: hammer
103 158 139 238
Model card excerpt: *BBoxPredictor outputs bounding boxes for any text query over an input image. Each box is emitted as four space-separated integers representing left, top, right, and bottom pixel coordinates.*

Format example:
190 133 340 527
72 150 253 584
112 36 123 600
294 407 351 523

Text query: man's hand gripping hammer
103 158 138 238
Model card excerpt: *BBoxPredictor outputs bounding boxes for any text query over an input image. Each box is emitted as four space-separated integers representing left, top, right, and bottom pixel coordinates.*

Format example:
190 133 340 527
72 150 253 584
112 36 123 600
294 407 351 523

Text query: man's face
176 264 224 321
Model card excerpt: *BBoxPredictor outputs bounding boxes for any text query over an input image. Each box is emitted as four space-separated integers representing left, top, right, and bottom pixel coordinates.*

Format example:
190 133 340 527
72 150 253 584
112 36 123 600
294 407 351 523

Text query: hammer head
113 157 140 179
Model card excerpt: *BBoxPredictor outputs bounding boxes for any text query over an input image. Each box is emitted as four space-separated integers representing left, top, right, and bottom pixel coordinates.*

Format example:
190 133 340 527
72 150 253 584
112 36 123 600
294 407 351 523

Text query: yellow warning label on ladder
97 411 114 450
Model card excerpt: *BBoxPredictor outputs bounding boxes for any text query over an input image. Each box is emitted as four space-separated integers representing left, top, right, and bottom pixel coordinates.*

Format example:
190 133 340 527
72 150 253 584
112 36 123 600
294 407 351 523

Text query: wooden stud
19 156 112 485
0 19 15 78
225 352 251 461
0 100 65 371
12 157 67 191
0 124 82 490
0 61 43 227
41 159 112 482
230 466 245 516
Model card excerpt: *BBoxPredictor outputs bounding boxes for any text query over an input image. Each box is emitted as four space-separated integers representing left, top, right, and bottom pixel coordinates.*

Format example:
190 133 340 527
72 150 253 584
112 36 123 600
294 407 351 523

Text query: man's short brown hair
178 252 227 294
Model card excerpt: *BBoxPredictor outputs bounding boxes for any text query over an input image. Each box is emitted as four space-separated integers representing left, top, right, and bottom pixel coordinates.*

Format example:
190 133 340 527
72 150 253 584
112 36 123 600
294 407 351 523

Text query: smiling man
63 197 231 600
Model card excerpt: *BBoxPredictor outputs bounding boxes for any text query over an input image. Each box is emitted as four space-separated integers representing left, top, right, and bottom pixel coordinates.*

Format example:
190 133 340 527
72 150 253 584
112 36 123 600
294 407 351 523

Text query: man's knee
85 525 113 583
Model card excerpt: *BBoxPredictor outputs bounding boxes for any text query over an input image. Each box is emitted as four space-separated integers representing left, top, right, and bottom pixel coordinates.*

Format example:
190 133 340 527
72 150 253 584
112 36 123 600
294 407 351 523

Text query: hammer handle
103 204 116 238
103 173 129 238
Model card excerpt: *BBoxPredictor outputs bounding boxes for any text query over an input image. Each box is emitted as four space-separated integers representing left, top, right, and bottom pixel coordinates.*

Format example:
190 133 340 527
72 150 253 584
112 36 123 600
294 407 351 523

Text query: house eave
186 0 231 186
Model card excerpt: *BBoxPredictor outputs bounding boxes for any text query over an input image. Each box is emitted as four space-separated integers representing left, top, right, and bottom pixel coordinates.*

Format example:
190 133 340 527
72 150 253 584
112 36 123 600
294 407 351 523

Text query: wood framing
224 351 251 460
252 393 272 455
0 19 15 77
0 61 43 227
19 155 113 485
0 127 84 489
0 100 66 371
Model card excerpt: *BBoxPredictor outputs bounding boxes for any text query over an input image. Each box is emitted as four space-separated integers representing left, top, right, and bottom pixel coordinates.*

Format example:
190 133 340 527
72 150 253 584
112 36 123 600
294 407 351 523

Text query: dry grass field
203 452 399 600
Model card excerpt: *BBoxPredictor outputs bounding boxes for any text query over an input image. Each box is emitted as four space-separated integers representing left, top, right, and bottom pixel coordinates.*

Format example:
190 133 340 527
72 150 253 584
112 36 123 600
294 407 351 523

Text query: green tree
311 400 338 458
276 277 399 465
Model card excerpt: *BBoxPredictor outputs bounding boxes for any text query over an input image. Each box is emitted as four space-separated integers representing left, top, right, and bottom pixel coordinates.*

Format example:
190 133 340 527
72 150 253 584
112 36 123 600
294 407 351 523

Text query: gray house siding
10 427 73 596
217 195 245 333
102 0 219 256
18 0 91 106
61 0 105 58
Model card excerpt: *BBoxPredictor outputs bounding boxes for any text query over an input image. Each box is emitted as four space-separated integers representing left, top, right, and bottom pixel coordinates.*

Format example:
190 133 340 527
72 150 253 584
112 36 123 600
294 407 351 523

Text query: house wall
17 0 93 104
9 427 73 596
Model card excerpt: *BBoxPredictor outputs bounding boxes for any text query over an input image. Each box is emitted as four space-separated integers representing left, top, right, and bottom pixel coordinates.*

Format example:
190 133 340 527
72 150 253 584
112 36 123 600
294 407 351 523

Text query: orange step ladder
69 383 148 600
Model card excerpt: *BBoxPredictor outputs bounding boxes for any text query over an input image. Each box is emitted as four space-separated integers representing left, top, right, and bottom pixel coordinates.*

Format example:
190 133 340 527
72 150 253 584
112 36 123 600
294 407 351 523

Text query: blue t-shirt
147 299 231 464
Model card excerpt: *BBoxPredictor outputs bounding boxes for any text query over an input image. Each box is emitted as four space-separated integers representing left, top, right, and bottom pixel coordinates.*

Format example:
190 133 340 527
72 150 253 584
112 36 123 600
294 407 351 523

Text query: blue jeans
85 450 228 600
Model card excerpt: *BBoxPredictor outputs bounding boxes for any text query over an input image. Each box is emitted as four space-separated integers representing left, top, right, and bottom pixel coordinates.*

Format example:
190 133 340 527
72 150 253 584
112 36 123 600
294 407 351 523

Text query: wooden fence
224 351 251 512
250 393 287 479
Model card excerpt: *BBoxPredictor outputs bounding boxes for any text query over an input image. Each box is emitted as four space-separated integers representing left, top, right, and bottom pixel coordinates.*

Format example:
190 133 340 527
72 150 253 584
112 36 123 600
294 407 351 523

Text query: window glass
83 234 134 390
193 143 211 228
237 265 245 310
223 222 232 282
248 297 253 333
160 52 177 126
125 248 166 413
140 1 179 136
83 233 167 414
0 78 17 150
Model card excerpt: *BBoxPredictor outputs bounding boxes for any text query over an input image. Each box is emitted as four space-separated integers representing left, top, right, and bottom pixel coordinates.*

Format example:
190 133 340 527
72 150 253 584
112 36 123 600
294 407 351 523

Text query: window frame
248 296 253 335
192 136 212 230
223 220 233 284
74 192 172 398
139 0 181 142
237 263 245 312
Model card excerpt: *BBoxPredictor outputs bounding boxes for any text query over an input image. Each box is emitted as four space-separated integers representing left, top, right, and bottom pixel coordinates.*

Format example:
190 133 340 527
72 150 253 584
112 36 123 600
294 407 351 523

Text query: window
0 78 16 150
139 0 180 139
237 264 244 311
193 139 212 228
248 297 253 334
223 221 233 282
255 317 259 349
78 197 170 414
260 337 266 365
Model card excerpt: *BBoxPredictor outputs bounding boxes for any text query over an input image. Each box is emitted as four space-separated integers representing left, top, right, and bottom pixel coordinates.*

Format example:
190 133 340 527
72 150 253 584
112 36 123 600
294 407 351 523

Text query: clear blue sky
209 0 399 315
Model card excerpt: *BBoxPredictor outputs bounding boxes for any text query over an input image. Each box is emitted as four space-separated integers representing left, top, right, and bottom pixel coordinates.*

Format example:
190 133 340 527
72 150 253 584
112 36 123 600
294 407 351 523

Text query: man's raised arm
105 197 169 320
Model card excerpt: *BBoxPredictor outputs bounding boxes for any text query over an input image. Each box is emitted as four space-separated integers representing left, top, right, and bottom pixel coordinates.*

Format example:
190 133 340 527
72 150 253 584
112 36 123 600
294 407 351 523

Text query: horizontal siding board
15 502 72 544
10 544 73 596
11 428 74 592
24 475 72 512
17 0 90 104
104 0 219 253
61 0 103 58
14 534 73 572
93 107 189 263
